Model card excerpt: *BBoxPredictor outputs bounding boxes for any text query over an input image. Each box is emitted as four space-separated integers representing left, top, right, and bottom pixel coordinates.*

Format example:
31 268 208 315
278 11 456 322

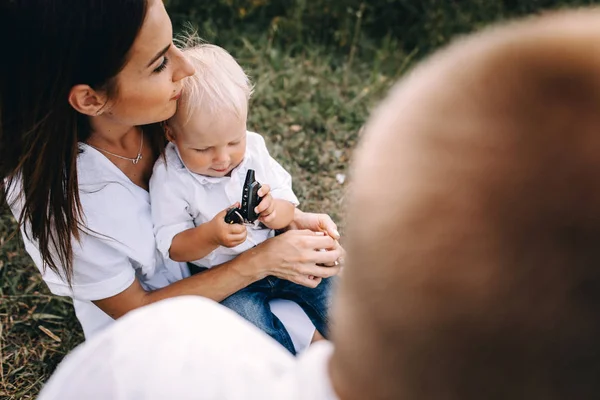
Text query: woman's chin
144 103 178 125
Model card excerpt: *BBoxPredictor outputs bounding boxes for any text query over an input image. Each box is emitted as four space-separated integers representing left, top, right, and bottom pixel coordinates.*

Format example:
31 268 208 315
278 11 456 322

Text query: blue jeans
220 276 334 355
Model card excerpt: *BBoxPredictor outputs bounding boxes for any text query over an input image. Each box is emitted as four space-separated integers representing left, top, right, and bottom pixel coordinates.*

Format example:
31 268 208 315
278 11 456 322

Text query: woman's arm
93 229 342 319
93 253 257 319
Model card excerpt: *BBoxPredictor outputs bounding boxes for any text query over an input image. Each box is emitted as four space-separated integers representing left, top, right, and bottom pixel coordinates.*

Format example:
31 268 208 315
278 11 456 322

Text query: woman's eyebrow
146 43 171 68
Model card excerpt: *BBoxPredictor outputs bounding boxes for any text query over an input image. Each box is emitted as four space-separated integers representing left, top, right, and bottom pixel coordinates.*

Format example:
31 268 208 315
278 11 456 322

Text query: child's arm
169 205 248 262
255 184 296 230
246 132 298 229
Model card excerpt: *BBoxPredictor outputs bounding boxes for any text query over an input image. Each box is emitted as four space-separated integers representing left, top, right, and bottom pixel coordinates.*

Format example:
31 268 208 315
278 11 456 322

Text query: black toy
224 169 262 224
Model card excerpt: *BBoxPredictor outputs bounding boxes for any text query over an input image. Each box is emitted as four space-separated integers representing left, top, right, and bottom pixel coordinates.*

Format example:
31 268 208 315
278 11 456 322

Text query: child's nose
213 149 229 164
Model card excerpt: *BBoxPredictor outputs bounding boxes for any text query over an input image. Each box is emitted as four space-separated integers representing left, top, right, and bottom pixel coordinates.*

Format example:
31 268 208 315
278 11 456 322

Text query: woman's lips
171 90 182 100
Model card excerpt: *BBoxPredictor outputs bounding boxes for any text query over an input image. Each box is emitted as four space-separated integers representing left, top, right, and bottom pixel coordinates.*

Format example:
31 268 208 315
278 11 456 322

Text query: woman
0 0 342 351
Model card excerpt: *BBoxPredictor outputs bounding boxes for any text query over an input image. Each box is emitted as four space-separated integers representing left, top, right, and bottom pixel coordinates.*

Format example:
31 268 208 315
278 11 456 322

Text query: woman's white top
7 143 314 351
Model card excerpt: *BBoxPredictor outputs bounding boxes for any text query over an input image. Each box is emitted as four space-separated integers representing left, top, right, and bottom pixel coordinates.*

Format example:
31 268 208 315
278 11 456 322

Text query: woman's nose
172 47 195 82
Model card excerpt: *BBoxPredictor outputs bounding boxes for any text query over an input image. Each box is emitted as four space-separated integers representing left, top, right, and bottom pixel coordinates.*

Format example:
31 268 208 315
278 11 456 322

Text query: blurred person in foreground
38 7 600 400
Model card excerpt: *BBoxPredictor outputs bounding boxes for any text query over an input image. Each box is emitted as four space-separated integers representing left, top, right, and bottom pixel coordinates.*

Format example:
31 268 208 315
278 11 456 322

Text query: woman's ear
68 84 108 116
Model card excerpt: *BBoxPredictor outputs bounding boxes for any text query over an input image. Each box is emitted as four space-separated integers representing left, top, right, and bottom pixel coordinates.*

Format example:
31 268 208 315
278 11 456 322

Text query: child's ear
164 123 176 142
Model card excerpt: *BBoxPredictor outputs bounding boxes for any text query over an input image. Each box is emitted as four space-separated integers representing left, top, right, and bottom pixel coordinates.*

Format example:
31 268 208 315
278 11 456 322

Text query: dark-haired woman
0 0 342 352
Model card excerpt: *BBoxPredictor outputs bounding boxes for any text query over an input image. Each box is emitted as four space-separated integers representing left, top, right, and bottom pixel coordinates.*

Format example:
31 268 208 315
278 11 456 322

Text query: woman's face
102 0 195 126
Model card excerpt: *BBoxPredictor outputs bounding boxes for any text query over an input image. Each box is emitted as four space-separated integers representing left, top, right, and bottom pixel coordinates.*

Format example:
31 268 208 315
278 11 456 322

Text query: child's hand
255 184 277 224
211 204 248 248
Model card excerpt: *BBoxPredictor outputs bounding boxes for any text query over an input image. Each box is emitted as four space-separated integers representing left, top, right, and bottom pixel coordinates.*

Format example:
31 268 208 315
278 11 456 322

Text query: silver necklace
88 131 144 165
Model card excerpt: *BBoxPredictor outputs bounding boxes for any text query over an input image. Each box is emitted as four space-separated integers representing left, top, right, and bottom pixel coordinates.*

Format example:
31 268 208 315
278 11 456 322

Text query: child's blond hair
174 43 253 127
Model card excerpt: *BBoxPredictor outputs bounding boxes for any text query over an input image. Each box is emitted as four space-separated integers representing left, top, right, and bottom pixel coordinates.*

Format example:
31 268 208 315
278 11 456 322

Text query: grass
0 34 401 398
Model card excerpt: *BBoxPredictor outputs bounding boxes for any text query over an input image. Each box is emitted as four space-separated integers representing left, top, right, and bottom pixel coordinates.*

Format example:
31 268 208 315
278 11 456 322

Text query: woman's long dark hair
0 1 150 285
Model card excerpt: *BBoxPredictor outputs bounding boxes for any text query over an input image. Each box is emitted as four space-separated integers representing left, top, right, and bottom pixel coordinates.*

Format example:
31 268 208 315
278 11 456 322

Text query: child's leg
274 277 336 339
220 278 297 355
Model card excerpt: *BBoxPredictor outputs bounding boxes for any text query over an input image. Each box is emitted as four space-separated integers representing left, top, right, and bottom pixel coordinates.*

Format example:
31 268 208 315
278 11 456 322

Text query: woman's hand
288 209 345 268
289 209 341 240
243 229 343 288
95 212 344 319
94 220 343 319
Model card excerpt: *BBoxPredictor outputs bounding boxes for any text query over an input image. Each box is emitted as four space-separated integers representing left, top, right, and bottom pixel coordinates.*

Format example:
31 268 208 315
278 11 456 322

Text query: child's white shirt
150 131 299 268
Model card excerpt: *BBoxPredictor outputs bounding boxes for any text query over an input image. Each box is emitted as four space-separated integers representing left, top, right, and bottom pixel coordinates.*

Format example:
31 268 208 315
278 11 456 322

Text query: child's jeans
220 275 334 355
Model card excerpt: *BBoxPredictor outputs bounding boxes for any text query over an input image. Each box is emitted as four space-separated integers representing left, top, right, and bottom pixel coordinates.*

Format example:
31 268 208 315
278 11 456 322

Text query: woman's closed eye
152 56 169 73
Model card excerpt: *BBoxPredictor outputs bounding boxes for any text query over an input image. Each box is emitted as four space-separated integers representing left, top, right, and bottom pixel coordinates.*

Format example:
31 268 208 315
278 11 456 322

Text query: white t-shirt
150 131 299 268
38 296 339 400
7 143 314 351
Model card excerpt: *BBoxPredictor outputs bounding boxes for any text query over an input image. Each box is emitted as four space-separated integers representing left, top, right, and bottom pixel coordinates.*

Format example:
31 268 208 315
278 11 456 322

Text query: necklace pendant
133 154 142 165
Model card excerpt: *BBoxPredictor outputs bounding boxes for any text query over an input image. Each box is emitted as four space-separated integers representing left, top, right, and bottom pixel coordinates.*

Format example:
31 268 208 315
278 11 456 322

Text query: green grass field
2 0 594 396
0 32 400 398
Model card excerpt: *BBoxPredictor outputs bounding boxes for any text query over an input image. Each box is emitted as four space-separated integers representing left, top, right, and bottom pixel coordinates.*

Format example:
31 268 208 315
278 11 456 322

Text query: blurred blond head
331 8 600 400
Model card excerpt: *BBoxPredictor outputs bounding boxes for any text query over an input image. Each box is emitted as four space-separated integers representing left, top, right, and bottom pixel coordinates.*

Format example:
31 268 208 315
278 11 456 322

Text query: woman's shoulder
3 165 139 239
5 171 152 300
73 144 153 235
76 144 132 189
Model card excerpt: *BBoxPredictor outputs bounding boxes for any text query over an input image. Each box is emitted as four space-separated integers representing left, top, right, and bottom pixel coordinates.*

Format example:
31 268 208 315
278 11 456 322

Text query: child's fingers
220 202 240 214
255 195 272 214
227 223 247 235
232 231 247 244
256 203 273 216
260 209 277 223
216 203 242 221
257 184 271 198
223 231 247 247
